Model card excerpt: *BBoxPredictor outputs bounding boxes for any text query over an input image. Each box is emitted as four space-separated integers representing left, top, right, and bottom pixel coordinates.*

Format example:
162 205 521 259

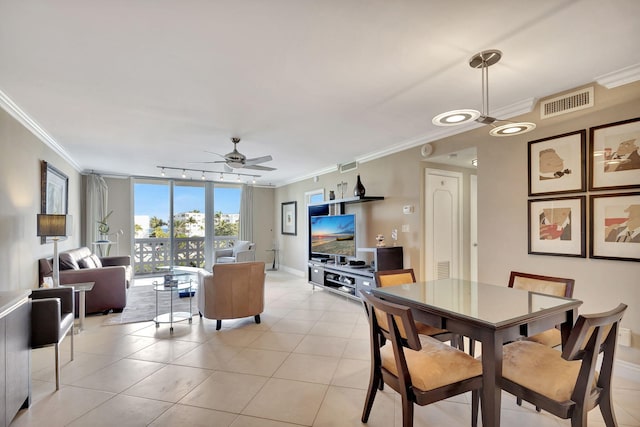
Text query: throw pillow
233 240 251 256
78 256 96 269
89 254 103 268
58 252 80 270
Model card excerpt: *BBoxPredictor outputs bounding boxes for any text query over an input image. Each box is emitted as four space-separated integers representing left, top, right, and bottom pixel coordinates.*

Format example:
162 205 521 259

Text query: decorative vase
354 174 366 197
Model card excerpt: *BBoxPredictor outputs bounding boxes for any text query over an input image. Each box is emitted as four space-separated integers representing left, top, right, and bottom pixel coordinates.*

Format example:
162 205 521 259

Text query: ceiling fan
201 137 276 172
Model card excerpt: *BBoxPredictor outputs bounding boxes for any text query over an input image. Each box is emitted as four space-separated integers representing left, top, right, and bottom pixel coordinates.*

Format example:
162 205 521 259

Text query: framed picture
589 192 640 262
589 117 640 190
528 130 586 196
281 201 297 235
528 196 586 257
40 160 69 243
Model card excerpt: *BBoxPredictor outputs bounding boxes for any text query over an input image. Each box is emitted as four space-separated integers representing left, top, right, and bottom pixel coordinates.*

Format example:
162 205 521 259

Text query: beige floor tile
31 349 122 386
73 333 158 357
222 347 289 376
206 327 264 347
127 338 201 363
172 341 242 369
293 334 349 357
286 308 325 321
242 378 328 425
330 357 370 389
247 331 305 352
70 358 164 393
308 320 355 338
180 371 268 413
341 337 371 360
313 385 395 427
65 394 173 427
149 404 238 427
319 310 360 324
123 364 212 402
230 415 302 427
274 353 340 384
270 317 317 334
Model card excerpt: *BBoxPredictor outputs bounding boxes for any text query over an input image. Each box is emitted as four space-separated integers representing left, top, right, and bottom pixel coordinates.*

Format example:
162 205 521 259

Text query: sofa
214 240 256 263
38 247 131 314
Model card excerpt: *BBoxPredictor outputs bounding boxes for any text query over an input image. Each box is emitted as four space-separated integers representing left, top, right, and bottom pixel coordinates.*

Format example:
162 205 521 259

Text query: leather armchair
214 240 256 263
197 261 265 330
30 287 75 390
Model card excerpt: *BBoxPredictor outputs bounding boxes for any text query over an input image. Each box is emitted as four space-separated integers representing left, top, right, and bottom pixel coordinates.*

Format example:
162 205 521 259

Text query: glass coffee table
153 271 193 333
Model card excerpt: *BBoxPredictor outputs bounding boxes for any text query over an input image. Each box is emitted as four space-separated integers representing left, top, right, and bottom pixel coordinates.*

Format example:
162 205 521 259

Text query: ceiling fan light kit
433 49 536 137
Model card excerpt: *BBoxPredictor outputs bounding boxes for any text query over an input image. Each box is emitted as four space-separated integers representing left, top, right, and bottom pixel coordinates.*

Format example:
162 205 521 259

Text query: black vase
354 174 366 197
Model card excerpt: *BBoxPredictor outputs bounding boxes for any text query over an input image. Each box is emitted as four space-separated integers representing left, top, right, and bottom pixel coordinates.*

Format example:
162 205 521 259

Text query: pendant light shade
433 49 536 137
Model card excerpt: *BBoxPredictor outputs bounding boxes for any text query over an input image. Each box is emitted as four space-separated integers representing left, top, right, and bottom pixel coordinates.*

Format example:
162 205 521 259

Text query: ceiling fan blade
204 150 226 159
244 155 273 166
188 160 226 164
243 164 277 171
224 164 234 173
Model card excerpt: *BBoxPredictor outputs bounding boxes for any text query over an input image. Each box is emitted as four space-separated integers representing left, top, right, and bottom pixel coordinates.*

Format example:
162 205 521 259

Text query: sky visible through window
134 183 240 220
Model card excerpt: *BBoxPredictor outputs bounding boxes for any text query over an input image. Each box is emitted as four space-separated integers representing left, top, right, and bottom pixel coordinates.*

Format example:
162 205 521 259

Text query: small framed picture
589 117 640 190
281 201 297 235
590 192 640 262
528 130 586 196
528 196 586 257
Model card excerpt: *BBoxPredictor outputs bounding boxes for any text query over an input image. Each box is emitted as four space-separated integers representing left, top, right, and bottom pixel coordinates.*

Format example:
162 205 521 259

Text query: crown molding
0 88 81 171
596 63 640 89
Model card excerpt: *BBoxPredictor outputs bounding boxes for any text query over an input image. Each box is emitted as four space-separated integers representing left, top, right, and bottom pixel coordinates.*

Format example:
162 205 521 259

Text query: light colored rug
103 285 199 325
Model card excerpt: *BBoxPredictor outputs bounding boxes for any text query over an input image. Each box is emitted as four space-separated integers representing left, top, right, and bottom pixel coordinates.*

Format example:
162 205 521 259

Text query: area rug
103 285 199 325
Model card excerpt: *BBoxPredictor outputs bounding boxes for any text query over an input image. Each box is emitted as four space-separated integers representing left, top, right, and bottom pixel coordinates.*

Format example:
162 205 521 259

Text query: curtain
85 173 108 246
239 184 253 242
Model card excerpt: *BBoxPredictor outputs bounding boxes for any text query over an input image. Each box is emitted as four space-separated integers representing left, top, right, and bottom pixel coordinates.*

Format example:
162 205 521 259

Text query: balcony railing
134 236 237 276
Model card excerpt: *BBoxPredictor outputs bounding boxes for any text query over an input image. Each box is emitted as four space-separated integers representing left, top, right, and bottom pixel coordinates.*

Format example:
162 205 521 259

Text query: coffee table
68 281 95 332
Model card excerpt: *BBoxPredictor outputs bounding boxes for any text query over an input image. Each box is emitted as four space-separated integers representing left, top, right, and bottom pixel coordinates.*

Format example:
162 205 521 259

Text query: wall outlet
619 327 631 347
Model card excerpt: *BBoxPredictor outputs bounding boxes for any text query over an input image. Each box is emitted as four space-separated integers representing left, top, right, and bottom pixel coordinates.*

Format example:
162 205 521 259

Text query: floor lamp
37 214 72 287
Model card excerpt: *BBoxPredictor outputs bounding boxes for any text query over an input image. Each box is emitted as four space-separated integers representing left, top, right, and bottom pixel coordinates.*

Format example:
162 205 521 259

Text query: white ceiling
1 0 639 186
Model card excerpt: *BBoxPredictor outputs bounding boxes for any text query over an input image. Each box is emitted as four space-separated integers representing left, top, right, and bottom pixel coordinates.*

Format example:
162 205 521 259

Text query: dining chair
360 290 483 427
509 271 575 347
30 287 75 390
374 269 463 350
479 303 627 427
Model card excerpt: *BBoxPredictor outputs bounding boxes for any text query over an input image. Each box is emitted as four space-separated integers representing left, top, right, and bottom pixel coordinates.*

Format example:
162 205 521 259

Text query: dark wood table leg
480 331 503 427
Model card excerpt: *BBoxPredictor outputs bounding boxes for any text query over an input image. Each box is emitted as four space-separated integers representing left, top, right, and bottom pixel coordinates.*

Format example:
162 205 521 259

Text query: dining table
370 278 582 427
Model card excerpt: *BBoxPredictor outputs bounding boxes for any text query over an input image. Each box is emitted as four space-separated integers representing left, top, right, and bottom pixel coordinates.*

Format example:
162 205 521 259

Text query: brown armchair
197 261 265 330
30 287 75 390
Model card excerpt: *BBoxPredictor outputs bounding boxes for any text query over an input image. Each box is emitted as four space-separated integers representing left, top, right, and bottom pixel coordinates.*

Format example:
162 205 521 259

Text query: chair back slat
360 290 421 351
375 269 416 288
508 271 574 298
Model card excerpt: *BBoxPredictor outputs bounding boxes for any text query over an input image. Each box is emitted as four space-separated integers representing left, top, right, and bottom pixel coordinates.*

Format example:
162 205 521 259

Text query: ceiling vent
339 161 358 173
540 86 594 119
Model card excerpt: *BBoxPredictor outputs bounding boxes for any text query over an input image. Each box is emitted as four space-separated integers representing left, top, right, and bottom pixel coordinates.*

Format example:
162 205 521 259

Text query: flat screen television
310 214 356 257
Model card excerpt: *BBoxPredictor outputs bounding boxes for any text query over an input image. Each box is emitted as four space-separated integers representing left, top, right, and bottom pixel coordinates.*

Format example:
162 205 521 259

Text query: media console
308 246 403 300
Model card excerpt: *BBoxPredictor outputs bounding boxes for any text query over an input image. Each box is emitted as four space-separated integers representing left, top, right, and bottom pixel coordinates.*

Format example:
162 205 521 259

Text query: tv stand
308 246 403 300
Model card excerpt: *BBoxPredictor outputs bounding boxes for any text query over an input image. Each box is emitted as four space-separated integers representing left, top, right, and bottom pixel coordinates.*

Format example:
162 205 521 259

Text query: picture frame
528 196 586 257
281 201 297 235
589 192 640 262
40 160 69 243
589 117 640 191
528 130 586 196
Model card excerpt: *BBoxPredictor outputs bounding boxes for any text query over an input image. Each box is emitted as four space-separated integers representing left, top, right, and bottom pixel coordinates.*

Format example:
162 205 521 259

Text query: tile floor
11 271 640 427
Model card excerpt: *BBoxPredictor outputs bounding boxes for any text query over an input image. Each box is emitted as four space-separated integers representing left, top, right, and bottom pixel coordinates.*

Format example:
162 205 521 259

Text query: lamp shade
37 214 72 237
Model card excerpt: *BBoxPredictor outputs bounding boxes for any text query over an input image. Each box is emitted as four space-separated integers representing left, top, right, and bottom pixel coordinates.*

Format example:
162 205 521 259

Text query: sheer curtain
239 184 253 242
85 174 108 246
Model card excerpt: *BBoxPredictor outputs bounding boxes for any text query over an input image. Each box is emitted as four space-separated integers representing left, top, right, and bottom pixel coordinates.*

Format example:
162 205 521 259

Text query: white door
425 169 463 281
470 174 478 282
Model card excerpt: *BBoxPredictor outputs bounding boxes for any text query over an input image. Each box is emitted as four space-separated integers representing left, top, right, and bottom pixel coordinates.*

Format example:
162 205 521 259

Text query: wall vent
437 261 450 279
541 86 594 119
339 161 358 173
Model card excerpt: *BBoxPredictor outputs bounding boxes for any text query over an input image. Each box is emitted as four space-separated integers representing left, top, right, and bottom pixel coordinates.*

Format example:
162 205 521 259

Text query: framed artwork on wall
281 201 297 235
589 117 640 191
528 196 586 257
528 130 586 196
40 160 69 243
589 192 640 262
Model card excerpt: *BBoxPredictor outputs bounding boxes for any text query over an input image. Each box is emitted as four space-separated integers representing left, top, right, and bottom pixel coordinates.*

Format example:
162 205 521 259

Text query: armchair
30 287 75 390
197 261 265 330
214 240 255 263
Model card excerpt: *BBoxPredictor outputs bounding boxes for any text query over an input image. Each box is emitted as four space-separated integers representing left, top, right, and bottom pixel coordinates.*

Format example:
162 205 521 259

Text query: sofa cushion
59 252 80 270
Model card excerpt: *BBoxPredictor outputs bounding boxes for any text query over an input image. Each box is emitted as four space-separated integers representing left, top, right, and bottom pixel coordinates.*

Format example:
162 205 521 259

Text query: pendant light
433 50 535 137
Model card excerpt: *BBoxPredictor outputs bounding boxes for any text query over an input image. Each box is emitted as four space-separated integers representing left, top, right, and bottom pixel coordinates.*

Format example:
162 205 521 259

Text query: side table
266 248 279 271
68 281 95 332
153 280 193 333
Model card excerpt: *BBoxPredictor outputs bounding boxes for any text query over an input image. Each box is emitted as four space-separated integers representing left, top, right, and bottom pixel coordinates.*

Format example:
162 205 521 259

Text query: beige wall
0 108 82 291
276 81 640 365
